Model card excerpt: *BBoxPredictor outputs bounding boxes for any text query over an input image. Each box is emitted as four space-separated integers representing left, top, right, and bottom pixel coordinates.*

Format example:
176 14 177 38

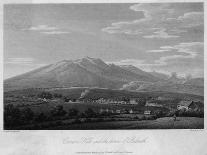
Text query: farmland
45 117 204 130
3 87 204 130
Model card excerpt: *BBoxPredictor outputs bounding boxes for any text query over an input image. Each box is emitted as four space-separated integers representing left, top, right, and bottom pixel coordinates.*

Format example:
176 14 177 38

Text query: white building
144 110 151 115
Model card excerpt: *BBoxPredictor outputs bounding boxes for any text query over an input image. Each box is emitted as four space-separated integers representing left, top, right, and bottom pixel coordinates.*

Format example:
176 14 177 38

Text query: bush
4 104 22 127
37 92 52 99
84 108 96 118
176 109 204 118
50 105 66 117
139 116 146 120
53 93 62 98
154 110 165 118
68 108 79 117
72 118 81 124
35 112 47 122
97 118 104 122
21 107 34 121
85 118 92 122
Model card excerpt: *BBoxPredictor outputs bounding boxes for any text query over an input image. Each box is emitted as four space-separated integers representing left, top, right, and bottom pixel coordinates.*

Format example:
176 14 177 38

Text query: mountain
184 78 204 87
148 71 169 80
121 74 204 96
4 57 160 91
120 65 161 82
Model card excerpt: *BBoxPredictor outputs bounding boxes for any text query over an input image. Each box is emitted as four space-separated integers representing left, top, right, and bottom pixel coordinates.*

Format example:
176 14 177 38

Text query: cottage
100 108 109 113
116 110 121 113
177 101 191 110
144 110 151 115
177 100 203 111
42 98 47 102
129 99 138 104
145 101 162 107
129 109 133 114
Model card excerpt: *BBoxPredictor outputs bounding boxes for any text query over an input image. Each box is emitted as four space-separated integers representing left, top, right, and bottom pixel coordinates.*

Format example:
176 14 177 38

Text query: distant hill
184 78 204 87
148 71 169 80
4 87 204 102
121 71 204 96
4 57 160 91
4 57 204 96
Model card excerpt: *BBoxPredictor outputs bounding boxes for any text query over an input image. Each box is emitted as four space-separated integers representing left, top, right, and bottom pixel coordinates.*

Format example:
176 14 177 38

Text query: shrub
4 104 22 127
85 118 92 122
35 112 47 122
84 108 96 118
53 93 62 98
50 105 66 117
37 92 52 99
68 108 79 117
72 118 81 124
21 107 34 121
176 109 204 118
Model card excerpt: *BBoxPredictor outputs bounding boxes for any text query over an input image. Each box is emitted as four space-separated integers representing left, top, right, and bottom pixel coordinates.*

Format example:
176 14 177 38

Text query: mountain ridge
4 57 160 91
4 57 204 96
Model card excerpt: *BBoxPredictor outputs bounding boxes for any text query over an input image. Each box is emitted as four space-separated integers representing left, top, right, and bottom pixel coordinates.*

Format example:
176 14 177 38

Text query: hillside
4 57 160 91
4 57 204 96
4 87 204 102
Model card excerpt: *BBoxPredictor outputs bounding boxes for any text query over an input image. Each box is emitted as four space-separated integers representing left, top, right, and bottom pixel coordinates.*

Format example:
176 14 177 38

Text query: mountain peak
4 57 161 91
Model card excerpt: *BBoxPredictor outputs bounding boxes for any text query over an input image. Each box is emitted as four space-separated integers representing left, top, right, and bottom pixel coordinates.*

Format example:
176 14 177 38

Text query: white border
0 1 206 155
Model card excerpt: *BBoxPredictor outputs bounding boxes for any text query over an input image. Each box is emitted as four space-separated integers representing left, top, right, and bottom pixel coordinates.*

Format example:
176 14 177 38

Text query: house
177 100 203 111
116 110 121 113
145 101 162 107
100 108 109 113
177 101 191 110
129 109 133 114
157 96 173 101
100 109 114 113
42 98 48 102
130 99 138 104
144 110 151 115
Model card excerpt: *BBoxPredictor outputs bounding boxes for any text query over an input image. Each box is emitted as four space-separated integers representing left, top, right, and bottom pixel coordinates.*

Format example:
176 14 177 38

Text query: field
41 117 204 130
4 87 204 102
3 88 204 130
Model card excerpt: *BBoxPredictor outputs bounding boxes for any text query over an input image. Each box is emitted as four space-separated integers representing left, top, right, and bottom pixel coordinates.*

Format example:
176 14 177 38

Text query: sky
4 3 204 79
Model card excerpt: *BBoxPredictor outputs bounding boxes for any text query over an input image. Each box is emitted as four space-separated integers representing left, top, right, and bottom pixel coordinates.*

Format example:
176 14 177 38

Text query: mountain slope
4 57 160 91
148 71 169 80
120 65 160 82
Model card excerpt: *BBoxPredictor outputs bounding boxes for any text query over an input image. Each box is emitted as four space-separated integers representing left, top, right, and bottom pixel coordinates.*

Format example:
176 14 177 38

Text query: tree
4 104 22 127
35 112 47 122
50 105 66 117
122 96 130 102
84 108 96 118
64 97 70 102
38 92 53 99
68 108 79 117
136 98 146 106
54 93 62 98
21 107 34 121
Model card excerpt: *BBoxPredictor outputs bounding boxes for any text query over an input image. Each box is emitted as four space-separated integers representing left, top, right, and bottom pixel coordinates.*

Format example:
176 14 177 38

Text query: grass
46 117 204 130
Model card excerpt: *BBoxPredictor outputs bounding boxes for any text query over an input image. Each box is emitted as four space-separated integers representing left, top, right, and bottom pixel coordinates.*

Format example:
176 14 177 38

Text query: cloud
168 28 187 34
109 42 203 76
5 57 34 64
110 42 203 66
107 59 145 66
102 4 203 39
25 25 70 35
27 25 57 31
5 57 47 66
143 28 179 39
146 49 169 53
41 31 70 35
177 12 204 27
151 42 204 65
